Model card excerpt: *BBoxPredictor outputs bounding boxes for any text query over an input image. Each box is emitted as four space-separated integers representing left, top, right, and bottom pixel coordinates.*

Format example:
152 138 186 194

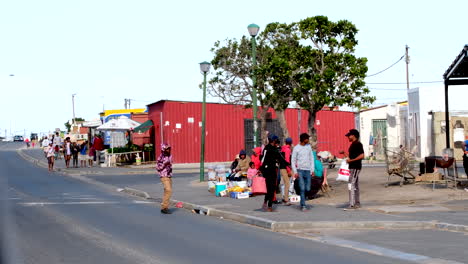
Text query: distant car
13 135 24 142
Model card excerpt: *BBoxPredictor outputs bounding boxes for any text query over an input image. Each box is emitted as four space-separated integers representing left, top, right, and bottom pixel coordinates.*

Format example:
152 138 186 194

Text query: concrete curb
17 149 468 235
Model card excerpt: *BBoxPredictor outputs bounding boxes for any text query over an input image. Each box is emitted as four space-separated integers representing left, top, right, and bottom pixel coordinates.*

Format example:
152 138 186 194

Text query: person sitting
247 161 259 187
227 155 240 181
251 147 262 170
233 150 251 181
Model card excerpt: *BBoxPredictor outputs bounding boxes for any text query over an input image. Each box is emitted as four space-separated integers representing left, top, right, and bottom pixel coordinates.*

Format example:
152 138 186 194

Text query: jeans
297 170 311 207
349 169 361 207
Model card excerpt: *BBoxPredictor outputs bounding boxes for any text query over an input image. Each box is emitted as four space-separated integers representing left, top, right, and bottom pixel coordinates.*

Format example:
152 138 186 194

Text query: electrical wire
366 81 442 85
366 55 405 77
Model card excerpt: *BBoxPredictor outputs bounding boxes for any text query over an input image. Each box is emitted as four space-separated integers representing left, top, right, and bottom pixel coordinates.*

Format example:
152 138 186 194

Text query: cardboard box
415 172 443 182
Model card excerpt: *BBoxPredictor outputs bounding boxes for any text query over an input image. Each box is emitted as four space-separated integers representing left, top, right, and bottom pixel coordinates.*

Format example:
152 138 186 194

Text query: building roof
443 45 468 83
359 101 407 113
147 99 355 113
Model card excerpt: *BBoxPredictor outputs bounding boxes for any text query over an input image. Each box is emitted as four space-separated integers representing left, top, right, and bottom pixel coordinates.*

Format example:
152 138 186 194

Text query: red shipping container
148 100 355 164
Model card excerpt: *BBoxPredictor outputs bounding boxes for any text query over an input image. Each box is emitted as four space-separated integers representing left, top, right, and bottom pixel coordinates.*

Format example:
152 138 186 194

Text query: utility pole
124 99 131 109
124 99 128 109
72 94 76 125
405 45 410 90
128 99 131 109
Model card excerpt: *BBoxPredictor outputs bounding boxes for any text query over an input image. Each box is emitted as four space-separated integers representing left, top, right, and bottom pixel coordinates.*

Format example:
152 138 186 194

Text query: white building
357 102 408 159
408 85 468 160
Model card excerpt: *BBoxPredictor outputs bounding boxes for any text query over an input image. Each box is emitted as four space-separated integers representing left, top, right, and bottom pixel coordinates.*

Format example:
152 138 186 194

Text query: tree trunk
275 109 290 140
260 107 269 146
307 110 318 150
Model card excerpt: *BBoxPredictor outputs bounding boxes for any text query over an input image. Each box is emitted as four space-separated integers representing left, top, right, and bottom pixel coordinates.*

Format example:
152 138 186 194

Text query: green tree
292 16 374 147
64 117 85 132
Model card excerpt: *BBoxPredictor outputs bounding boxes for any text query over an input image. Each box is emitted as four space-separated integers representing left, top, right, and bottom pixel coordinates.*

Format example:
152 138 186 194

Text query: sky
1 0 467 138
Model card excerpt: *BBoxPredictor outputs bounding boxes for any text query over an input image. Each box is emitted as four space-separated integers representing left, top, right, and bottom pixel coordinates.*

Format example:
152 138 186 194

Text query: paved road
0 142 406 264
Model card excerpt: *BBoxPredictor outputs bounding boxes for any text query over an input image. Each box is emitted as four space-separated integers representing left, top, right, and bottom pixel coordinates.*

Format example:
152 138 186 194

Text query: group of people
226 129 364 212
154 128 365 215
41 133 105 171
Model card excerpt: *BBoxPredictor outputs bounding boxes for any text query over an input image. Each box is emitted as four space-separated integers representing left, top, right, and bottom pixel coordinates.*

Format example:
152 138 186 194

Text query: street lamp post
199 61 211 182
248 23 260 147
72 94 77 126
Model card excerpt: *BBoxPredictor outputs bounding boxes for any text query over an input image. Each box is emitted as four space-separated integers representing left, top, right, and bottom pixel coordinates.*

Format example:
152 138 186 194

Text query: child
79 141 88 168
157 143 173 214
88 143 95 168
247 161 258 187
71 142 80 168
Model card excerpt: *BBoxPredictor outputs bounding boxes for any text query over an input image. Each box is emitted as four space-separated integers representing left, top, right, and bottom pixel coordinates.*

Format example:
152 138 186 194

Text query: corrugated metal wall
149 101 356 164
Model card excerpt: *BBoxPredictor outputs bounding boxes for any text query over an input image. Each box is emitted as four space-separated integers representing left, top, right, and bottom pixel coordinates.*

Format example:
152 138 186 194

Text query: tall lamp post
248 23 260 147
199 61 211 182
72 93 77 126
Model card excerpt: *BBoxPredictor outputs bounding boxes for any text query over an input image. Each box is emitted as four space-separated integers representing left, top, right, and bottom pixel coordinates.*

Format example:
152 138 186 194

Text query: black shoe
161 208 172 214
273 200 282 204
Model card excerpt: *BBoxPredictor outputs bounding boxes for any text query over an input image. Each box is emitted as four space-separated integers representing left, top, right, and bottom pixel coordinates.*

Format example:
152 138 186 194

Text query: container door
372 119 387 159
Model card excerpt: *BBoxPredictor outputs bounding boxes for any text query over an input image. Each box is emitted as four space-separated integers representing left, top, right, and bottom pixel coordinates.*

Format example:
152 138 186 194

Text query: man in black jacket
260 134 288 212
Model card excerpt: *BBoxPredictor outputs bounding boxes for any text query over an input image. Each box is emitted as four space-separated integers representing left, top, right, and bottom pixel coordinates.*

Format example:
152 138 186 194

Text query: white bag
289 177 296 195
336 160 350 182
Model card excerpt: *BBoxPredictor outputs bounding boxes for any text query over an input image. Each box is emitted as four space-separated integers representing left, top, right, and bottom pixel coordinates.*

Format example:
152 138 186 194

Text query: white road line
296 233 463 264
18 201 121 206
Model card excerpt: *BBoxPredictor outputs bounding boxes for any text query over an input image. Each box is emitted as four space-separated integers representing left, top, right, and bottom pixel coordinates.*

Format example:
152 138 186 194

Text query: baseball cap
345 129 360 138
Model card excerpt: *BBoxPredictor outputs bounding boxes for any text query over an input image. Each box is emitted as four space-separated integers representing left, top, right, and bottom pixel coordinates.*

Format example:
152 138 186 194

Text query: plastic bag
336 160 350 182
251 176 267 195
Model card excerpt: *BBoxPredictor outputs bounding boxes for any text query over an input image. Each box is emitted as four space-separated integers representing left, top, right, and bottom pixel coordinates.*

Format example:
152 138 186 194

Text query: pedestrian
64 137 72 168
280 137 293 205
52 132 63 160
71 142 80 168
79 141 88 168
260 134 287 212
93 134 104 164
157 143 173 214
88 143 95 167
42 136 50 158
291 133 315 212
341 129 365 210
463 139 468 177
46 142 55 171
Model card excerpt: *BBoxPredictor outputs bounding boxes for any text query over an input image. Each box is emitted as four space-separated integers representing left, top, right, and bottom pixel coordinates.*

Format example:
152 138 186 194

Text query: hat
239 150 247 156
285 137 292 144
345 129 360 138
268 134 279 143
161 143 171 151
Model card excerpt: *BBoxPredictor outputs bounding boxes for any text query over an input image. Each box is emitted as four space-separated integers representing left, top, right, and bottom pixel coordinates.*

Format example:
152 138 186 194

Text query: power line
367 81 442 85
368 87 407 91
366 55 405 77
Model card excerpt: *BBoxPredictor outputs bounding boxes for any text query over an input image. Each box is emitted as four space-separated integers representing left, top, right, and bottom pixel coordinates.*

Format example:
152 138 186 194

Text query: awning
134 119 154 133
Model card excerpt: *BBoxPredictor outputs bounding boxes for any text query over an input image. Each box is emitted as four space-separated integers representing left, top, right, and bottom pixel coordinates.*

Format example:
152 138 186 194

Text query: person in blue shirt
463 139 468 176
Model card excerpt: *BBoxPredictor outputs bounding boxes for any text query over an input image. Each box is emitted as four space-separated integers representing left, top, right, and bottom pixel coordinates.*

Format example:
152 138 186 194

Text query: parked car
13 135 24 142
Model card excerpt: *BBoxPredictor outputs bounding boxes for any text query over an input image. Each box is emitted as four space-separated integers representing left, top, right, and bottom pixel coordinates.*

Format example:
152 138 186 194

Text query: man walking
93 134 104 165
260 135 287 212
157 143 173 214
342 129 365 210
291 133 315 212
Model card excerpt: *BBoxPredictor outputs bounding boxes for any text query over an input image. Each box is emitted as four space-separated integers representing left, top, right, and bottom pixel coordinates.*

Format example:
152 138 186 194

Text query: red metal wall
130 113 152 146
148 101 355 164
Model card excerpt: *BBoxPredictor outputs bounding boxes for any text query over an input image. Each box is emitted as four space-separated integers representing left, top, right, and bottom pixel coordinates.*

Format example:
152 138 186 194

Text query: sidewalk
19 148 468 233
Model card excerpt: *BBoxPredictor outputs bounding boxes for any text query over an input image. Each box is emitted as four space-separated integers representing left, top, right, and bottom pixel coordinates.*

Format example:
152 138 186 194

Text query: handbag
336 160 350 182
251 176 267 195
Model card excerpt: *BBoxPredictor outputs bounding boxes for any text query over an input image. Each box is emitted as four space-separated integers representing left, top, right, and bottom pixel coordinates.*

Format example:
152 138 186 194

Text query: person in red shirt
93 135 104 164
280 138 293 205
251 147 262 170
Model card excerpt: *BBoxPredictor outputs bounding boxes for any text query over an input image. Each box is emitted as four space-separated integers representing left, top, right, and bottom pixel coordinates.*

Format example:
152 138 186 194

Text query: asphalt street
0 142 406 264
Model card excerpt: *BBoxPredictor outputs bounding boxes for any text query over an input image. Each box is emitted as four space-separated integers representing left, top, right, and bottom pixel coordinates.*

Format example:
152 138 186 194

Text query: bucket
215 183 227 197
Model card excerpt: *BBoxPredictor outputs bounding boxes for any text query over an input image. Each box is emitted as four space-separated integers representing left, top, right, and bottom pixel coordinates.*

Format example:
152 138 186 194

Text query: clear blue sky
0 0 466 137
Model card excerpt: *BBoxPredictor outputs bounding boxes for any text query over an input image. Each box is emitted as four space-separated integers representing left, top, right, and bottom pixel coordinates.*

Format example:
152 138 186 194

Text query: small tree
292 16 374 147
64 117 85 132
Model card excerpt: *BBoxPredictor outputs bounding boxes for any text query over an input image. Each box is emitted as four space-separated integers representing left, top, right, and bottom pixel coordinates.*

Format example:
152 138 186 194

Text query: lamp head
199 61 211 73
247 23 260 37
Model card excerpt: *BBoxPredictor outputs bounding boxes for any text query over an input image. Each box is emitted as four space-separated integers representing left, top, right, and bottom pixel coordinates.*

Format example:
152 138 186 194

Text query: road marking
17 200 156 206
291 233 463 264
18 201 122 206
